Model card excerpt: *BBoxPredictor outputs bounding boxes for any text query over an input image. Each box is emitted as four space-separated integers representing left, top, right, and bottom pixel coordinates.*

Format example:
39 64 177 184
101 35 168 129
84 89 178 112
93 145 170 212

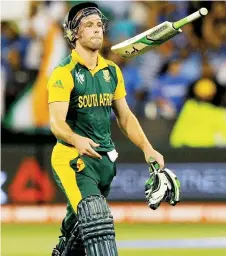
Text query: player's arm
49 102 75 144
112 64 164 167
48 67 101 159
113 98 164 167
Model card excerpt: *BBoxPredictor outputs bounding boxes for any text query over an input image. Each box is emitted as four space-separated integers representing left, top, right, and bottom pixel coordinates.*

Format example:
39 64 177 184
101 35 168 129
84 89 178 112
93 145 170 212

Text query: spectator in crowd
1 21 31 112
1 21 30 80
147 59 190 119
202 1 226 49
137 42 175 116
202 2 226 74
187 58 225 107
170 58 226 148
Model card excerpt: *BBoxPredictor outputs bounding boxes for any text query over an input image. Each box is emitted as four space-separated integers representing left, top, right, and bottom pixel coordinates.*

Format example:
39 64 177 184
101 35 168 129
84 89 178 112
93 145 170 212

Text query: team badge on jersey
76 158 85 172
103 70 111 82
75 69 85 84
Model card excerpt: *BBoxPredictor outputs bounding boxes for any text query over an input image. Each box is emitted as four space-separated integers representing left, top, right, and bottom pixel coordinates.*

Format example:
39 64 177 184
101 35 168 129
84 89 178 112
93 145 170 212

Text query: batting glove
145 157 168 210
161 168 181 206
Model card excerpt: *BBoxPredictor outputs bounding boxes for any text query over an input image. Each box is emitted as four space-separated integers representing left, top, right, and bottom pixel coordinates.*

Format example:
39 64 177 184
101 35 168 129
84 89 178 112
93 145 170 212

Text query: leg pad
77 195 118 256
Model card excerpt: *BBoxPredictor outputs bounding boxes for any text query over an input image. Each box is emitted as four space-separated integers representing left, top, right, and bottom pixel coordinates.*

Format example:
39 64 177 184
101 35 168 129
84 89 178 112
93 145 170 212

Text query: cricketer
47 2 180 256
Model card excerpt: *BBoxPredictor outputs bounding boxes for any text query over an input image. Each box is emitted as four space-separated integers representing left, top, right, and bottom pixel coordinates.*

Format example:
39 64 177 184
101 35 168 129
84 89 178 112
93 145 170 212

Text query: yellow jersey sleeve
113 65 127 100
47 66 74 103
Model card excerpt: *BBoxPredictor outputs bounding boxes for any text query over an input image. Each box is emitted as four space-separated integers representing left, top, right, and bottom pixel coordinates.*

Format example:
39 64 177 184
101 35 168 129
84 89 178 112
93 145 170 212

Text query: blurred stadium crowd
1 1 226 146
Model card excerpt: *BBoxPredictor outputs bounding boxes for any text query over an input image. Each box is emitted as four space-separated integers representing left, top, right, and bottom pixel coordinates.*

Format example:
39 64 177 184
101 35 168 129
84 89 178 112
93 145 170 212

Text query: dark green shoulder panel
58 55 78 73
59 55 72 67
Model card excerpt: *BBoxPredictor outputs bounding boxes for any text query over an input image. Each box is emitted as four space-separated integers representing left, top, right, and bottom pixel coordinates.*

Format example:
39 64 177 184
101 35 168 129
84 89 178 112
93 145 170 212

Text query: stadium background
1 1 226 256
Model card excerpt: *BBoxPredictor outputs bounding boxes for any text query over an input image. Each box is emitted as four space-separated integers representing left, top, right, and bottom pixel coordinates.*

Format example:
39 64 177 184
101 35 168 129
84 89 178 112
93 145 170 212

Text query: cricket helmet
63 2 107 47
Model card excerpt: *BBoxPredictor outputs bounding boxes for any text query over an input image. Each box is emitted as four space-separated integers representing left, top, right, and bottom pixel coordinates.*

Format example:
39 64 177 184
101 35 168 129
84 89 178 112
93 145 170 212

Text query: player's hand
71 134 102 159
143 146 164 169
145 171 168 210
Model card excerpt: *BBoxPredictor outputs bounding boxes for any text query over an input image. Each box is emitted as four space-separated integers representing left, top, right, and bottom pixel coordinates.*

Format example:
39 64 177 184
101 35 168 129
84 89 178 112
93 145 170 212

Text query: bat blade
111 8 208 58
111 22 181 58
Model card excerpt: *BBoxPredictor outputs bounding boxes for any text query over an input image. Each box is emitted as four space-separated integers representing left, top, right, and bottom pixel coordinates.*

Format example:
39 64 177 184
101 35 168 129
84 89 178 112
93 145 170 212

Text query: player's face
77 14 104 51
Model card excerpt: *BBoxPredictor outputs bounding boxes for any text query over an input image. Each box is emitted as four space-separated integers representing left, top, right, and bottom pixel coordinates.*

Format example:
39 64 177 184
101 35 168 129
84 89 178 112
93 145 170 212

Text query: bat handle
173 8 208 30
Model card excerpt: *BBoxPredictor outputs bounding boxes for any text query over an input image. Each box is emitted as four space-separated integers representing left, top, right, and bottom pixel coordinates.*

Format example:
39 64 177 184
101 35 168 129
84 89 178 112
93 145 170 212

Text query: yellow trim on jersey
72 49 86 66
47 66 74 103
51 143 82 213
71 50 108 76
105 59 115 67
90 55 109 76
65 58 77 72
105 62 127 100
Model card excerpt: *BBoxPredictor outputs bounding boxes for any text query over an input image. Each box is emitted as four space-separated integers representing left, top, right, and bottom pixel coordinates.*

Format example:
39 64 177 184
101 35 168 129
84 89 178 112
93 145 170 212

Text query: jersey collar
72 50 108 75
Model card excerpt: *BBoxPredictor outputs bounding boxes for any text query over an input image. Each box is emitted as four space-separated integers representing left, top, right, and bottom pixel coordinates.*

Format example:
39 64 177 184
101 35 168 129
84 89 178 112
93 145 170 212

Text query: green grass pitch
2 223 226 256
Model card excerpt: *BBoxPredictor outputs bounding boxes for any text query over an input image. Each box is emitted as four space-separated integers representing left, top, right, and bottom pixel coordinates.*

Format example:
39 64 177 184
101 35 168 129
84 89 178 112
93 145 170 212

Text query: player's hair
63 2 107 48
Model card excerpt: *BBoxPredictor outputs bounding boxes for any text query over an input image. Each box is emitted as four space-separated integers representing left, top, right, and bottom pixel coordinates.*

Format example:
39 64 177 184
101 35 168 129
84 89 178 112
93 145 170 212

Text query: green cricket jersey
47 50 126 151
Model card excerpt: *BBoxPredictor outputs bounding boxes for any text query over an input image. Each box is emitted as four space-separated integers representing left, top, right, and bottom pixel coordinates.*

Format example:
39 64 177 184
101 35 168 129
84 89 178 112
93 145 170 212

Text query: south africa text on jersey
78 93 114 108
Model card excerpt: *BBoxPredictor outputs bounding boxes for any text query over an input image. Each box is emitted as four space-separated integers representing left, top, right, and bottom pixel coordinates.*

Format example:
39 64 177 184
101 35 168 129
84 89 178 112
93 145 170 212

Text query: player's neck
75 44 98 70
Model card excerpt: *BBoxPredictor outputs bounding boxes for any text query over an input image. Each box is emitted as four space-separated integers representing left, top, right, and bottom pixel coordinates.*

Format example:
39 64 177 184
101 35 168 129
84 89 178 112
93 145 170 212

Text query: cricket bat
111 8 208 58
